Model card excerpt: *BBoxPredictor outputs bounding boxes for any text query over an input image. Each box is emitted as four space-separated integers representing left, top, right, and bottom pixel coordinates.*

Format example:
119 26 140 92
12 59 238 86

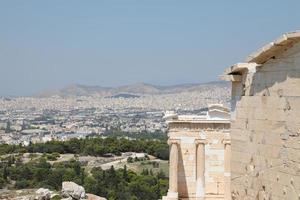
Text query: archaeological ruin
163 104 231 200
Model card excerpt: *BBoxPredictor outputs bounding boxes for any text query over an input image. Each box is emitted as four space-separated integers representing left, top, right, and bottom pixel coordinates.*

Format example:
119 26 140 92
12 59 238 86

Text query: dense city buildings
222 31 300 199
0 82 229 145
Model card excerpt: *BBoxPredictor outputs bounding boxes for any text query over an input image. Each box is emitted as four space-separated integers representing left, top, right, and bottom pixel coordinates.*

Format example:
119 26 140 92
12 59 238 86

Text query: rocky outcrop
4 183 106 200
34 188 53 200
62 182 86 200
61 182 107 200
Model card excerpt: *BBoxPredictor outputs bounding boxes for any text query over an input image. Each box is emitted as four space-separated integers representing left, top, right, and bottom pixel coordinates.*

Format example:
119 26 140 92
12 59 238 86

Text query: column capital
167 139 180 146
195 139 207 145
222 139 231 145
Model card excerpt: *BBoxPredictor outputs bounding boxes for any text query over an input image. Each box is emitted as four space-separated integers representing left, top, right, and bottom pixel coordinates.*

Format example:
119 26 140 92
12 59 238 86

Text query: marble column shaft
223 140 231 200
168 139 180 194
195 139 206 199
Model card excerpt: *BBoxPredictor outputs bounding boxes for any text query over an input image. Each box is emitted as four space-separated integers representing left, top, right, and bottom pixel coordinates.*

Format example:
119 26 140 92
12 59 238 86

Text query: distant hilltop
35 81 230 98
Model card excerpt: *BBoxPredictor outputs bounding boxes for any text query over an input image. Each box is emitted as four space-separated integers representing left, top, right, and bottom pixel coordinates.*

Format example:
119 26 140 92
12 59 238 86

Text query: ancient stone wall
230 43 300 200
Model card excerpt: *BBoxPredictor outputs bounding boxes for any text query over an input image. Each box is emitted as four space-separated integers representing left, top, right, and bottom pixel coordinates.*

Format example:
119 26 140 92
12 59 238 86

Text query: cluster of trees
0 157 85 190
103 128 168 141
0 158 168 200
0 137 169 160
85 166 168 200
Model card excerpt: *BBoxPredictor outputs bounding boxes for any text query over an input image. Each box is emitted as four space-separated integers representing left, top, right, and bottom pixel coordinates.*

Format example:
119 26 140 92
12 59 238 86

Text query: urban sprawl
0 85 230 145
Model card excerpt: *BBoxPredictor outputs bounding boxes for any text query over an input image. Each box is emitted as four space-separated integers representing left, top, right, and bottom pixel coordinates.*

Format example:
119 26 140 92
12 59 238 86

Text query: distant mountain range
36 81 230 98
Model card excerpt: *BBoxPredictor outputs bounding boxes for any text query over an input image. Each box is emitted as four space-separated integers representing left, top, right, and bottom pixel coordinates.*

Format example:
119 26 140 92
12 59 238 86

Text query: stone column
223 139 231 200
195 139 206 200
166 139 180 200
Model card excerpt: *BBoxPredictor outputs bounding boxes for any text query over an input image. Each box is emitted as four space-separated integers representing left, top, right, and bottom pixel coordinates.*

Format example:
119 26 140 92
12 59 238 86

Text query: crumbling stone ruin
221 31 300 200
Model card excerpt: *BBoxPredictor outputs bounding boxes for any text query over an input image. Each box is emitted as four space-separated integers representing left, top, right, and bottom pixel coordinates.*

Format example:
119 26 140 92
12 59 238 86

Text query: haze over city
1 1 300 200
1 0 300 96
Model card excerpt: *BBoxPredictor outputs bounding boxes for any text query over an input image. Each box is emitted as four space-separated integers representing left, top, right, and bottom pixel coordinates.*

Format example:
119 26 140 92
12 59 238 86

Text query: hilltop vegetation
102 129 168 141
0 137 169 160
0 136 169 199
0 157 168 200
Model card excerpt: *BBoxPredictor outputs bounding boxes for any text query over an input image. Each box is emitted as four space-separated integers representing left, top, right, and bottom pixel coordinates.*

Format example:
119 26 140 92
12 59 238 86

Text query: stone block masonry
222 31 300 200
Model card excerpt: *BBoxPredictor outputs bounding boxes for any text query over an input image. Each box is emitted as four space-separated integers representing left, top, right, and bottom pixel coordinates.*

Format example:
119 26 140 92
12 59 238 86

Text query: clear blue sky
1 0 300 96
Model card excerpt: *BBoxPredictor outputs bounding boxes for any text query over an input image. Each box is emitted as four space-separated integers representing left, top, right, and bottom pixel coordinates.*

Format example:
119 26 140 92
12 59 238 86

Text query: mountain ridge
36 81 230 97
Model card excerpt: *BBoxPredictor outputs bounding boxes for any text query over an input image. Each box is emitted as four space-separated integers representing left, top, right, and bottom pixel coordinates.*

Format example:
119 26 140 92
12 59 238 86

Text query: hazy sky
1 0 300 96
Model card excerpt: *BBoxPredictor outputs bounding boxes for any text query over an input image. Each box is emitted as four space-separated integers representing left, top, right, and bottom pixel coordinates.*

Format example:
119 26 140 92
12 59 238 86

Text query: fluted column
167 139 180 199
223 139 231 200
195 139 206 200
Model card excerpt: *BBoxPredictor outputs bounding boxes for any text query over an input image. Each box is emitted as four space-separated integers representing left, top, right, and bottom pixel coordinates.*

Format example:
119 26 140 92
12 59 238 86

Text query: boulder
86 193 107 200
35 188 51 200
62 181 86 200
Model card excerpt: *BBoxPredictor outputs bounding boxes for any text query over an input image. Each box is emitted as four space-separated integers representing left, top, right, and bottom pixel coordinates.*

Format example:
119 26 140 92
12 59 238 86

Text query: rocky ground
0 153 168 199
0 181 106 200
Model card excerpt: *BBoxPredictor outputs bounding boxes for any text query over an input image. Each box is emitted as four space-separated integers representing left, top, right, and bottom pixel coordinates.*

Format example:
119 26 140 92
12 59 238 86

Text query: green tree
15 179 30 189
127 157 133 163
2 165 8 180
123 165 129 182
84 176 98 194
0 177 5 189
129 179 156 200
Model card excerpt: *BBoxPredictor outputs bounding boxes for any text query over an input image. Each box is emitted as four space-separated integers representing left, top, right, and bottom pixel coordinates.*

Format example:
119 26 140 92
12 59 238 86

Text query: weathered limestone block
226 34 300 200
62 181 86 200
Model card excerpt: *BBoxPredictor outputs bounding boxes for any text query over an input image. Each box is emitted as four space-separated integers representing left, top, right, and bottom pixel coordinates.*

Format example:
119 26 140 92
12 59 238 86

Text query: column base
196 184 205 199
162 191 178 200
195 183 205 200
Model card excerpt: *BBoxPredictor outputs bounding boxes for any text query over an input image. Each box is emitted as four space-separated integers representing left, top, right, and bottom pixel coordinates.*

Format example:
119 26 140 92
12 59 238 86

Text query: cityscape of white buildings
0 87 229 145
